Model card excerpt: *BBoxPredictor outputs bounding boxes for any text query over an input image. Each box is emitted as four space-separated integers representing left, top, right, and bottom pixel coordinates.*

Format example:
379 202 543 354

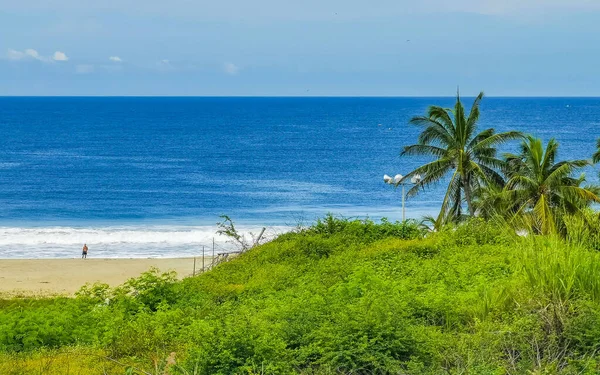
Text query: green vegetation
4 93 600 373
402 92 599 236
2 217 600 374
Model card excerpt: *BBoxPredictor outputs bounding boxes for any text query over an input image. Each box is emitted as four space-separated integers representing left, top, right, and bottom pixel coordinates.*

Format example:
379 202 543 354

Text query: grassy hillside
2 218 600 374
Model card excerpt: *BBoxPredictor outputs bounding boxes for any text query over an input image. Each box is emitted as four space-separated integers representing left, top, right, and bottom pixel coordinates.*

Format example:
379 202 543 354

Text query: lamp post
384 173 422 222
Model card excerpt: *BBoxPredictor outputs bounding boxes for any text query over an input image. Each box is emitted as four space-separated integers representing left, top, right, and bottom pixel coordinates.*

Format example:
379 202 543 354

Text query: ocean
0 97 598 258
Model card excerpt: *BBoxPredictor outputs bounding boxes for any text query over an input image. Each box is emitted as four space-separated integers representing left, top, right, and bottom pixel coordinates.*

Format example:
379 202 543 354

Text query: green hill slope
2 218 600 374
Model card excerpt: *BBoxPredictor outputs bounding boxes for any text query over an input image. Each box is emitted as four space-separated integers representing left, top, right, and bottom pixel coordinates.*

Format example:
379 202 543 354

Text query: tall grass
521 237 600 305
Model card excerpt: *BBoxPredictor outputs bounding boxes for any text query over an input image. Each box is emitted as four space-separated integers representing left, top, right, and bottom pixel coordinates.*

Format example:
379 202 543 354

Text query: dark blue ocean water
0 97 598 257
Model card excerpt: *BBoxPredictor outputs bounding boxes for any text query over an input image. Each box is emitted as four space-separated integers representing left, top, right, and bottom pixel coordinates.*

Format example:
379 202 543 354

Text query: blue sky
1 0 600 96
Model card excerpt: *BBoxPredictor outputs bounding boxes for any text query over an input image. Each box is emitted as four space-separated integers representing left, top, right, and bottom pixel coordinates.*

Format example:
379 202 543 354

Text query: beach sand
0 257 214 297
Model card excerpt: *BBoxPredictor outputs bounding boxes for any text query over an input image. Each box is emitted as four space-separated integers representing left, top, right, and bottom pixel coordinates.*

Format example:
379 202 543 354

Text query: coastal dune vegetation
3 93 600 374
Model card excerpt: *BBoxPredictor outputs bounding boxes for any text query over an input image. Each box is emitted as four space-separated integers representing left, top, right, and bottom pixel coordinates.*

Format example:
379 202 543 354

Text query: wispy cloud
7 49 26 61
25 49 43 60
7 49 68 62
109 56 122 62
75 64 94 74
7 49 42 61
223 62 240 75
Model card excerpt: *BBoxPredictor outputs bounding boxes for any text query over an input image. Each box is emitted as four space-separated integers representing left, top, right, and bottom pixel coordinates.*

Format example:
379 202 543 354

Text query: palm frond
427 106 456 136
404 158 454 197
540 138 559 174
558 186 600 204
505 175 538 191
467 128 494 149
533 194 555 235
465 91 484 142
453 91 468 147
593 138 600 164
544 163 577 188
472 161 506 188
472 131 525 152
409 117 455 146
476 156 509 172
401 144 448 158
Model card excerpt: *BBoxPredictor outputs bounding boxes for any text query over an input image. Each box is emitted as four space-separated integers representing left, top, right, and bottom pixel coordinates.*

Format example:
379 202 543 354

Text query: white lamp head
383 174 393 184
394 174 403 184
411 174 422 184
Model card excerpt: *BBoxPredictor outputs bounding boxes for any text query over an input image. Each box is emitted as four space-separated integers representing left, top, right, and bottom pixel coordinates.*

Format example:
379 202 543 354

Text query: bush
0 298 102 352
307 214 424 243
439 217 515 246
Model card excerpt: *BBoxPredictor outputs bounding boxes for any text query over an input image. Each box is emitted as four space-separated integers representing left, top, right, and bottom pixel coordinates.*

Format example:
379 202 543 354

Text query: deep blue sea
0 97 598 258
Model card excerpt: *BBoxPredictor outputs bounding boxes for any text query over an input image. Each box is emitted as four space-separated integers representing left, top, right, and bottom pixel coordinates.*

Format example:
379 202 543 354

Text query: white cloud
109 56 122 62
7 49 69 62
52 51 68 61
223 62 240 75
75 64 94 74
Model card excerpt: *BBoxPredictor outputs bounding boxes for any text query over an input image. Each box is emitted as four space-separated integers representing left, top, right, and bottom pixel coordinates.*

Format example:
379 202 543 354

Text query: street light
384 173 422 222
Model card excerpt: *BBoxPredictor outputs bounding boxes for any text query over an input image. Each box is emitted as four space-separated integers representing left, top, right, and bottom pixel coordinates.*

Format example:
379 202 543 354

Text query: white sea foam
0 225 292 259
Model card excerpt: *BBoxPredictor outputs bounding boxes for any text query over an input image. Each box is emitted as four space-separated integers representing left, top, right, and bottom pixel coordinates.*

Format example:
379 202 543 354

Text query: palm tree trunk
462 175 475 216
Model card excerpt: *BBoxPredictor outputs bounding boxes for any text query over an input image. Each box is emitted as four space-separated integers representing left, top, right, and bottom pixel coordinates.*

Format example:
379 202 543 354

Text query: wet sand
0 257 214 297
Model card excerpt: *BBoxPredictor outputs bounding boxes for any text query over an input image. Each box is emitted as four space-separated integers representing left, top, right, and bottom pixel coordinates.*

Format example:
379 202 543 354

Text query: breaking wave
0 225 291 259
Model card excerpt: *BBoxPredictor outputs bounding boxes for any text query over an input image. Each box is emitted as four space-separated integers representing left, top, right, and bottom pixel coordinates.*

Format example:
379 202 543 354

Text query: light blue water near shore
0 97 598 257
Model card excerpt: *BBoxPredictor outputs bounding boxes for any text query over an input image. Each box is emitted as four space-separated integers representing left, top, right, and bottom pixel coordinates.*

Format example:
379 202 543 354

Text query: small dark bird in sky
406 39 411 42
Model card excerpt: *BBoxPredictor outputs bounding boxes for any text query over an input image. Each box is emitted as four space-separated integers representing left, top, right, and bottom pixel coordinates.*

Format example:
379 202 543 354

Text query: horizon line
1 95 600 99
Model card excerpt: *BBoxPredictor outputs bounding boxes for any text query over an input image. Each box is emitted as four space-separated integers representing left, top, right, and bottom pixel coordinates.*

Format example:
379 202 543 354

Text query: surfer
82 244 88 259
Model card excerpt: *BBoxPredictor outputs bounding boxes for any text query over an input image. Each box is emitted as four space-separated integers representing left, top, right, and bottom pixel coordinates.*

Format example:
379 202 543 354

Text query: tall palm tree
501 136 600 235
400 91 522 226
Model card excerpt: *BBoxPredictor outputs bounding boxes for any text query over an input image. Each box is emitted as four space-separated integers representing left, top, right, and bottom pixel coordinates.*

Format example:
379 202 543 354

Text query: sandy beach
0 257 214 297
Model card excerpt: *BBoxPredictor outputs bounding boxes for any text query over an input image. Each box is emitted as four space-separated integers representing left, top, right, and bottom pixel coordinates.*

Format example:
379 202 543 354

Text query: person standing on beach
82 244 88 259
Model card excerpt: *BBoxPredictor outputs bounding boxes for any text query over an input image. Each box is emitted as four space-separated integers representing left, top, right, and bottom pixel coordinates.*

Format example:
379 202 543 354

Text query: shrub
307 214 424 243
439 217 515 246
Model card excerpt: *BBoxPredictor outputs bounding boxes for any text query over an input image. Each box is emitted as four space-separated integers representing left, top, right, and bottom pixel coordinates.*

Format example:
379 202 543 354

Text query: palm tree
400 91 522 226
501 136 600 235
